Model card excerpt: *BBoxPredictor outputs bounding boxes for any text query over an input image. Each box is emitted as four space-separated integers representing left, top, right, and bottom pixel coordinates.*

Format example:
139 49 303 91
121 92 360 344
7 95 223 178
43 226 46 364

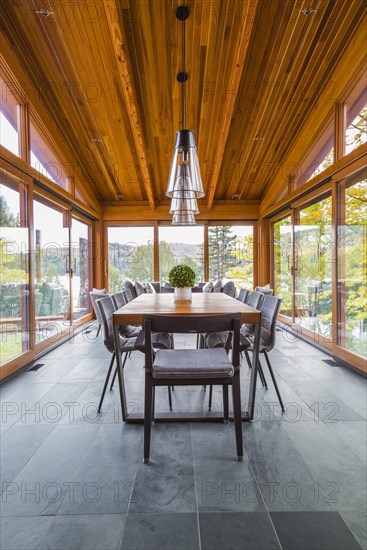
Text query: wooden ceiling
1 0 366 209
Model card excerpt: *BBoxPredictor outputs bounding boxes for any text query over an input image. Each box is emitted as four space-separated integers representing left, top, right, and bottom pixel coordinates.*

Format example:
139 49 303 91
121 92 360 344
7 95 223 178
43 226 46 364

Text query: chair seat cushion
134 331 173 351
152 348 234 379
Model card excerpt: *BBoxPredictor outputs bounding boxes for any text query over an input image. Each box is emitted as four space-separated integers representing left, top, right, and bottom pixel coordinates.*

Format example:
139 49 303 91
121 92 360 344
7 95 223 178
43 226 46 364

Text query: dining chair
240 295 284 411
141 313 243 463
89 289 108 337
237 289 250 303
96 296 138 413
123 288 134 302
97 296 174 412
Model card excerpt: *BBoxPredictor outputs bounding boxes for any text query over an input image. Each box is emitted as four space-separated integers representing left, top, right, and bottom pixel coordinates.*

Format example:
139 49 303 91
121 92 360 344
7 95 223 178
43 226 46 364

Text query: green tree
208 226 238 280
226 234 253 287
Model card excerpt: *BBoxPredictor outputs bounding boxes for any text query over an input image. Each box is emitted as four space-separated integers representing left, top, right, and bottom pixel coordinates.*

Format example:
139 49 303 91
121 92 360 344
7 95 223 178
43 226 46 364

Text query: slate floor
1 324 366 549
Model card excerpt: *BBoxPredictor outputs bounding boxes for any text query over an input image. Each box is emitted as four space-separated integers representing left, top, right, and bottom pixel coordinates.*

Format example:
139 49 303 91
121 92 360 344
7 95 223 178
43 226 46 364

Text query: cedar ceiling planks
1 0 366 207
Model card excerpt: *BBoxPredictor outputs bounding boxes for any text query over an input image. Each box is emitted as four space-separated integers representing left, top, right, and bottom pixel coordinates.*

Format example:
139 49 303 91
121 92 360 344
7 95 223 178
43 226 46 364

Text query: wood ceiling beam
103 0 156 209
206 0 259 209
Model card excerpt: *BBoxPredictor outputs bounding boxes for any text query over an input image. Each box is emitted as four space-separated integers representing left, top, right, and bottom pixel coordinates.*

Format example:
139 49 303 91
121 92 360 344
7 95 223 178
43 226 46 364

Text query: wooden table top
113 292 261 325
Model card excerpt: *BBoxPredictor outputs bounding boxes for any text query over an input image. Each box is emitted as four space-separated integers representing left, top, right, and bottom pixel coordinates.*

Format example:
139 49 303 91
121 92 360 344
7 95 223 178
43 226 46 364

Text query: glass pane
208 225 253 288
108 226 154 292
34 199 71 343
159 226 204 284
0 76 20 156
0 178 29 363
338 176 367 357
295 196 333 338
345 78 367 155
30 121 69 190
273 216 292 317
296 119 334 188
72 218 91 321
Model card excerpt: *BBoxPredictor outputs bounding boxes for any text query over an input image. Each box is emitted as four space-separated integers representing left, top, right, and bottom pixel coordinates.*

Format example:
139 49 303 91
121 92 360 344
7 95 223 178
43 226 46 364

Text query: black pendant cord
182 16 186 129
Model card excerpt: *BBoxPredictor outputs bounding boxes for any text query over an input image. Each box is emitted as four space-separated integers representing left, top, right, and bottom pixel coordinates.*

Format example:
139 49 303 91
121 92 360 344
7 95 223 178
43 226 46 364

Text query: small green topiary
169 264 196 288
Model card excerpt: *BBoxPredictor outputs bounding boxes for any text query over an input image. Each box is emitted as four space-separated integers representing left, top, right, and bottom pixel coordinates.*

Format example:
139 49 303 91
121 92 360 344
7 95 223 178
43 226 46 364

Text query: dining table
112 292 261 423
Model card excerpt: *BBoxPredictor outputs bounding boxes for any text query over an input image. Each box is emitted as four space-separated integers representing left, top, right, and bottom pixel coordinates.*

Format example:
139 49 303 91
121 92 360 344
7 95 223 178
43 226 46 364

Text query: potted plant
169 264 196 301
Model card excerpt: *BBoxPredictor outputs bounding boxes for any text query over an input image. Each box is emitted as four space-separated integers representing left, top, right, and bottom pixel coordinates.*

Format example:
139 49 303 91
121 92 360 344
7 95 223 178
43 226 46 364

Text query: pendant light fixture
166 5 205 225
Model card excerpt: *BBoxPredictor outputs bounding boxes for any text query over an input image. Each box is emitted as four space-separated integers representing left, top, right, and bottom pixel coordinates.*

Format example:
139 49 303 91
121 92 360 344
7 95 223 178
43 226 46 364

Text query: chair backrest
89 290 108 324
143 313 241 368
255 286 274 296
112 291 127 310
221 280 236 297
247 291 264 310
260 295 282 352
124 280 137 299
237 289 250 303
96 295 117 353
123 288 134 302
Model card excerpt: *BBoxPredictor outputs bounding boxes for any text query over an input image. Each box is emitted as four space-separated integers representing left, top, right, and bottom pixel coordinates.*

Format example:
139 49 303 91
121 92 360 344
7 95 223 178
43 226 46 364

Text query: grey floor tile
121 512 199 550
129 424 196 513
0 424 100 517
58 424 142 514
242 421 331 511
1 424 55 491
326 420 367 463
191 424 265 512
44 513 125 549
199 511 281 550
283 421 367 511
340 510 367 550
0 516 53 550
288 379 365 421
1 383 57 435
271 511 363 550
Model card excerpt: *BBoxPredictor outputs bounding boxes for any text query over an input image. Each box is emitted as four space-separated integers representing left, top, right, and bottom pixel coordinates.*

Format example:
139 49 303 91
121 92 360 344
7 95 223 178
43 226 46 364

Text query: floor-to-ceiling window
71 217 91 321
0 175 30 364
208 225 254 288
272 215 292 317
338 171 367 358
294 195 333 339
158 225 204 283
0 75 21 157
33 197 71 343
108 226 154 293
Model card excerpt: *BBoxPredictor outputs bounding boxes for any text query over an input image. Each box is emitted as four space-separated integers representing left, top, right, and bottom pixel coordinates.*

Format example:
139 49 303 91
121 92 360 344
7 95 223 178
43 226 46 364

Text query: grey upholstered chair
141 313 243 463
112 292 141 338
240 295 284 411
97 296 173 413
89 289 108 337
96 296 138 412
237 289 250 303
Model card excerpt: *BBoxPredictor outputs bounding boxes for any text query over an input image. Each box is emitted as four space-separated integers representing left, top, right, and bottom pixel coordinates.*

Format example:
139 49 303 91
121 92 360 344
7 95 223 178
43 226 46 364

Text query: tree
208 226 238 280
0 195 20 228
226 233 253 288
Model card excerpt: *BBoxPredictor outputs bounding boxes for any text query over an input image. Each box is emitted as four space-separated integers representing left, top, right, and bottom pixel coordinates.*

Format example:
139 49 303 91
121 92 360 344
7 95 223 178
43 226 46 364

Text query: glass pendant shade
172 210 197 225
166 130 204 199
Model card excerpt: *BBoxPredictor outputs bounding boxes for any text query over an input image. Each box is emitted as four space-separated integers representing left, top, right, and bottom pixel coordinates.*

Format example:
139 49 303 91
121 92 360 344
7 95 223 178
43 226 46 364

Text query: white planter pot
174 287 192 301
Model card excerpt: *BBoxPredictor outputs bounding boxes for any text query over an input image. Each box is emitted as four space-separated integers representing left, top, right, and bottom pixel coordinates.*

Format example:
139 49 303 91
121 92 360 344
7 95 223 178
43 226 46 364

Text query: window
208 225 254 288
0 75 20 156
33 198 71 343
338 172 367 357
0 176 29 364
159 226 204 283
108 226 154 292
296 119 334 188
345 72 367 155
272 216 292 317
30 120 70 190
71 218 91 320
295 195 333 338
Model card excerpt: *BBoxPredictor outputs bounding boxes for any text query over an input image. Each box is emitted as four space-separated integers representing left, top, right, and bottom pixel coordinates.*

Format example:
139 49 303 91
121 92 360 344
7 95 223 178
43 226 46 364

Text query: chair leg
244 350 252 369
232 374 243 462
208 385 213 411
110 352 128 390
264 351 285 412
144 375 154 464
222 385 229 423
96 324 101 338
98 352 115 413
257 360 268 389
168 385 172 411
